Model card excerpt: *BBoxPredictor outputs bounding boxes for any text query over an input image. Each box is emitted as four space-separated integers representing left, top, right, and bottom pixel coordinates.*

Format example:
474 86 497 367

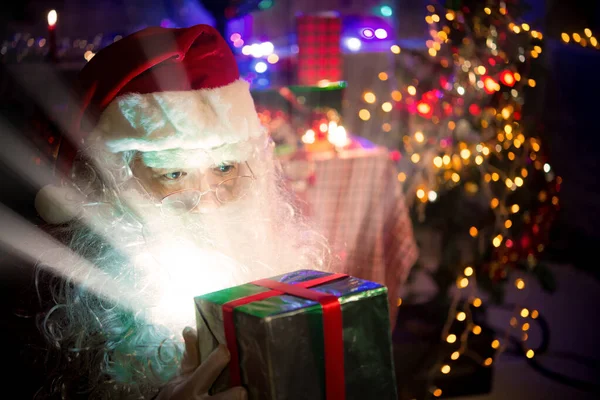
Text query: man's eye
213 163 236 174
162 171 187 180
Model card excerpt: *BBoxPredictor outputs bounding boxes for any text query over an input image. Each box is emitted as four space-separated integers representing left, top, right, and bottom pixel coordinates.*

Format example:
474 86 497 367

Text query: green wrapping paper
194 269 397 400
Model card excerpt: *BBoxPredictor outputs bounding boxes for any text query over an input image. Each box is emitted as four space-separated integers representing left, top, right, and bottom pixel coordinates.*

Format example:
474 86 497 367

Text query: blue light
380 6 393 17
345 37 361 52
257 78 270 87
255 61 268 73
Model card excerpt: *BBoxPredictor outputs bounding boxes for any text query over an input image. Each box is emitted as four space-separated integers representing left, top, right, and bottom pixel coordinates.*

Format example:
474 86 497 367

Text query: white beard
98 183 320 335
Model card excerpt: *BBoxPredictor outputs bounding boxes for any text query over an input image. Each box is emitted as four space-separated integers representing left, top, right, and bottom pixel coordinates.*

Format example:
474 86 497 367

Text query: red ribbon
222 273 347 399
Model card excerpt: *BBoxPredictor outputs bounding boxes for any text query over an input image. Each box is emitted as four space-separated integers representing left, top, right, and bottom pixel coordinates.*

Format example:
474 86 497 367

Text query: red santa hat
36 24 264 224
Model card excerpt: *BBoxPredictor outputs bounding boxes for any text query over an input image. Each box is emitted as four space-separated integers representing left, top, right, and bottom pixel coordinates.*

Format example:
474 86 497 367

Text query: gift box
194 269 397 400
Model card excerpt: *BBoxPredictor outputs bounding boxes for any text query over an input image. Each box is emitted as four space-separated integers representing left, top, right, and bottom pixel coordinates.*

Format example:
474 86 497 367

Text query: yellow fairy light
441 365 451 374
522 23 530 31
446 12 455 21
513 26 521 34
397 172 406 182
464 266 474 276
442 155 451 165
407 86 417 95
363 92 376 103
391 90 402 101
472 325 482 335
475 155 483 165
456 312 466 321
552 196 559 205
416 189 426 199
561 33 570 43
528 79 536 87
515 278 526 290
433 388 443 397
473 298 482 307
460 149 471 159
451 351 460 360
382 123 391 132
534 45 542 53
505 178 514 188
491 173 499 182
573 33 581 42
411 153 421 163
397 298 403 306
390 45 401 54
484 7 491 14
382 102 393 112
433 156 443 168
490 198 499 209
428 48 437 57
447 334 457 343
531 310 539 319
425 15 433 24
432 14 440 22
522 323 530 331
428 191 438 202
492 235 503 247
511 204 520 213
505 220 512 229
482 146 490 155
484 357 493 366
451 173 460 182
508 152 515 161
378 72 388 81
438 31 448 41
358 109 371 121
585 28 592 37
458 278 469 288
515 177 524 187
526 349 535 358
491 339 500 349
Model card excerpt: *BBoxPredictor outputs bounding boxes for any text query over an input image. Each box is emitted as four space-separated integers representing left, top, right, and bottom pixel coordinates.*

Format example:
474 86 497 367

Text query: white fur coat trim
94 79 264 153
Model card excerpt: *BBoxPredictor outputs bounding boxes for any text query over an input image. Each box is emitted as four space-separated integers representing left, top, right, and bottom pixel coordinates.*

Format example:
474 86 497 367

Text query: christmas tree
380 0 561 397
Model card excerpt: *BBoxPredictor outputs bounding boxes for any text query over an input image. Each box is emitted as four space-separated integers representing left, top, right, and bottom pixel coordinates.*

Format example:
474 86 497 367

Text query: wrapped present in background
195 269 397 400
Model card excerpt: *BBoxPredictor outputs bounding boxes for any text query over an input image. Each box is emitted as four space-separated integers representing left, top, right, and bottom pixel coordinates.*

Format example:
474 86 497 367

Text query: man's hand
156 327 247 400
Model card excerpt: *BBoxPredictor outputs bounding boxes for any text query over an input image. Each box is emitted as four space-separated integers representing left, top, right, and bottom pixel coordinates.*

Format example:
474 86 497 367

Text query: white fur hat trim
93 79 264 155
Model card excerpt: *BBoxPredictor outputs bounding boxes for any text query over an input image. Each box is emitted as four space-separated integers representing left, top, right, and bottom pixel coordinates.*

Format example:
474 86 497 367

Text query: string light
383 5 558 393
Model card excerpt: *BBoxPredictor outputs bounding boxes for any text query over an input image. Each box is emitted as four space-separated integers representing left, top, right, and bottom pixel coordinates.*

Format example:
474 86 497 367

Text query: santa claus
34 24 331 399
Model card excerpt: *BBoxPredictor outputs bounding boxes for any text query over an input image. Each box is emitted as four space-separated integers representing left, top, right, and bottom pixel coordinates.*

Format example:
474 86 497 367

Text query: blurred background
1 0 599 399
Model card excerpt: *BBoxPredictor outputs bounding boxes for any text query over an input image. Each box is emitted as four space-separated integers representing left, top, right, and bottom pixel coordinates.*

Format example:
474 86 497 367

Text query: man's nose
190 191 219 214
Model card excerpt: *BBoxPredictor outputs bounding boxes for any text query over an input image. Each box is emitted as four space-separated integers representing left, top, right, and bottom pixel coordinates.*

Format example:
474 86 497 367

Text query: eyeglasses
159 161 256 215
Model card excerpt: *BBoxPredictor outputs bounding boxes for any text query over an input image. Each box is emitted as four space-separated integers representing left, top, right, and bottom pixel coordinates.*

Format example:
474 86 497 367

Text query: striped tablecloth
281 146 418 325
